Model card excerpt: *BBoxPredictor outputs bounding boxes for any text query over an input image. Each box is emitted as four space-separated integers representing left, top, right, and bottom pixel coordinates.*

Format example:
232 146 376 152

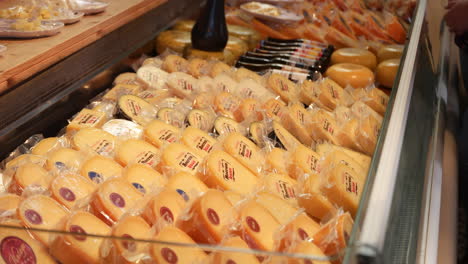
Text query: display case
0 0 459 263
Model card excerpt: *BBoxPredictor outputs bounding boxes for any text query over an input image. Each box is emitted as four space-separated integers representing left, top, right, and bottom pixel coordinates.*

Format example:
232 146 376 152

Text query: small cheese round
159 143 203 176
181 126 217 158
144 119 181 148
325 63 375 89
46 148 82 171
31 137 61 156
157 107 185 128
214 92 242 121
156 30 191 54
188 58 209 78
0 194 22 215
5 154 46 170
375 58 400 89
72 128 116 155
123 163 166 195
213 73 237 93
330 48 377 70
255 192 299 225
50 173 96 209
12 163 52 194
138 89 171 105
212 236 261 264
118 95 157 126
80 155 123 184
114 72 138 85
112 216 151 262
162 54 189 73
143 189 186 225
136 66 169 89
186 109 214 132
377 44 404 62
312 213 353 257
115 139 159 168
165 172 209 202
213 116 244 136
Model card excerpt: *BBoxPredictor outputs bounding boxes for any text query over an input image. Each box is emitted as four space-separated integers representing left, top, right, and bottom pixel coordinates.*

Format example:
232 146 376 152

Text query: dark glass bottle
191 0 228 52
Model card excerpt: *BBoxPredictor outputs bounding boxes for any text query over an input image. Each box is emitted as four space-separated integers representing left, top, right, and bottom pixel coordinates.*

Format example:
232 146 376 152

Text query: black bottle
191 0 228 52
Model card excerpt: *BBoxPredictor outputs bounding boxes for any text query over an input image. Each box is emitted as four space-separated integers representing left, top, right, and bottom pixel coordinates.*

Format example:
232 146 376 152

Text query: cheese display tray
0 19 64 39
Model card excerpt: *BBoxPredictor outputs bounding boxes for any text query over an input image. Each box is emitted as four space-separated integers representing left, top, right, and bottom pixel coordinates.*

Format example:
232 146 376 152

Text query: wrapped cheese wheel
313 213 353 258
186 109 214 132
66 109 107 133
159 143 203 176
376 58 400 88
330 48 377 70
143 189 187 225
156 30 191 54
167 72 199 98
71 128 116 156
10 163 52 194
118 95 157 126
263 98 286 119
306 109 340 145
181 126 217 158
211 236 261 264
255 192 300 225
165 172 209 202
50 173 96 209
316 143 371 172
123 163 167 195
325 63 374 89
287 241 331 264
31 137 62 156
222 132 264 175
110 216 151 264
267 73 299 103
278 213 321 250
289 145 321 180
280 104 314 146
262 173 298 206
115 139 160 168
224 190 244 206
80 155 123 184
0 194 21 218
5 154 46 170
213 116 244 136
297 175 337 221
377 44 404 62
162 55 189 73
144 120 181 148
46 148 82 171
188 58 210 78
210 62 233 78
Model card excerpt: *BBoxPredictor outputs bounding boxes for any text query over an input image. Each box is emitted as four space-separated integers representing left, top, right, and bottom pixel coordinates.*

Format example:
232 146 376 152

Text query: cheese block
31 137 61 156
202 150 259 194
335 119 362 152
91 101 117 116
18 195 68 246
157 107 185 128
223 132 264 175
118 95 157 126
72 128 116 155
330 48 378 70
321 149 367 180
11 163 52 194
287 241 331 264
214 92 242 121
279 213 321 250
299 79 327 109
102 84 142 102
297 175 337 221
351 100 383 124
377 44 404 62
46 148 82 171
51 173 96 209
236 78 272 100
238 201 280 251
265 148 288 174
263 173 298 206
334 106 354 125
115 139 159 168
181 126 217 158
0 221 56 264
102 119 144 139
167 72 199 99
235 67 263 83
239 98 263 122
365 87 389 115
213 116 244 136
325 63 374 89
178 189 236 244
159 143 203 176
165 172 209 202
92 178 144 224
150 226 207 264
111 216 151 263
188 58 209 78
315 143 371 172
197 76 215 92
5 154 46 170
268 121 302 151
214 74 237 93
186 109 214 132
193 92 215 110
255 192 299 225
80 155 123 184
224 190 244 206
313 213 353 257
249 121 267 147
267 73 299 103
66 109 106 133
280 104 314 146
144 120 181 148
210 61 232 78
162 55 189 73
356 116 380 155
263 98 286 119
123 164 166 195
318 79 355 109
376 59 400 88
0 194 21 216
212 236 261 264
289 145 321 180
114 72 138 85
136 66 169 89
138 89 171 105
306 109 340 145
50 211 111 264
143 189 186 225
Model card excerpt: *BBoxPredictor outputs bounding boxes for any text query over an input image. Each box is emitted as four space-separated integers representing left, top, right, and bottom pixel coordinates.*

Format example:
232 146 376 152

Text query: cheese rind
66 109 106 133
123 164 167 195
80 155 123 184
212 236 261 264
118 95 157 126
51 173 96 209
181 126 217 158
31 137 61 156
222 132 264 175
112 216 151 263
376 59 400 89
159 143 203 176
263 173 298 206
267 73 299 103
12 163 51 194
165 172 209 202
72 128 116 155
255 192 300 225
325 63 374 89
46 148 82 172
330 48 377 70
144 120 181 148
115 139 160 168
143 189 186 225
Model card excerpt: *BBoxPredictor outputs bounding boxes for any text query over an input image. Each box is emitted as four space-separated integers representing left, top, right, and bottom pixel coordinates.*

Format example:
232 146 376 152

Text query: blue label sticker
176 189 189 201
132 183 146 194
55 161 66 169
88 171 103 184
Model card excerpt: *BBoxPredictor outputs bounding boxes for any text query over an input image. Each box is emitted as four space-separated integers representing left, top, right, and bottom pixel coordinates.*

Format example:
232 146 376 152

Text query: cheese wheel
316 143 371 172
118 95 157 126
214 92 242 121
0 194 21 216
330 48 377 70
102 83 142 102
144 120 180 148
102 119 144 139
249 121 267 147
289 145 321 180
306 109 339 145
156 30 191 54
123 164 166 195
51 173 96 209
236 78 272 100
267 73 299 103
214 74 237 93
202 150 259 194
0 221 56 264
263 173 298 206
212 236 261 264
162 55 189 73
188 58 209 78
269 121 302 151
138 89 171 105
167 72 199 99
223 132 264 175
115 139 159 168
12 163 51 194
178 189 236 244
92 178 144 224
235 67 263 83
46 148 82 171
165 172 209 202
111 216 151 263
279 213 321 250
365 87 389 115
287 241 331 264
313 213 353 257
18 195 68 246
255 192 299 225
263 98 286 119
325 63 374 89
136 66 168 89
213 116 244 136
31 137 61 156
377 44 404 62
280 104 314 146
224 190 244 206
72 128 116 155
5 154 46 170
238 201 280 251
143 189 186 225
181 126 217 157
159 143 203 176
80 155 123 184
265 148 288 174
150 226 207 264
66 109 106 133
376 59 400 88
210 62 232 78
185 48 235 65
297 175 337 221
50 211 111 264
186 109 214 132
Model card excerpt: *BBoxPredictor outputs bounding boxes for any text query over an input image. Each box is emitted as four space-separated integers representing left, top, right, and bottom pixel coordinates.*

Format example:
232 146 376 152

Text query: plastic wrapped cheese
210 61 233 78
266 73 299 103
269 121 302 151
213 116 244 136
5 154 46 170
31 137 63 156
156 30 191 54
286 241 331 264
50 173 95 209
262 173 298 206
110 216 151 264
377 44 404 62
375 58 400 88
255 192 300 225
66 108 107 133
297 175 337 221
10 163 52 194
144 120 181 148
181 126 217 158
265 147 289 174
222 132 264 175
330 48 378 70
136 66 168 89
46 148 82 172
159 143 203 176
71 128 116 156
325 63 374 89
115 139 160 168
123 163 167 195
0 194 21 217
186 109 215 132
211 236 261 264
144 189 186 225
167 72 199 99
234 67 264 84
315 143 371 172
214 92 242 121
80 155 123 184
280 104 314 146
289 145 321 180
162 54 189 73
165 172 209 202
313 212 353 258
306 109 340 145
263 98 286 119
278 213 321 250
118 95 157 126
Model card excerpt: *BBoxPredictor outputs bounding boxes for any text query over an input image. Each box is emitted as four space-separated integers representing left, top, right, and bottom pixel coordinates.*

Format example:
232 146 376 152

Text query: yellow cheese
115 139 159 168
102 84 142 102
118 95 157 126
143 189 186 225
150 226 207 264
5 154 46 170
236 78 272 100
12 163 52 194
351 100 383 124
214 74 238 93
178 189 236 244
144 120 181 148
0 221 56 264
269 121 302 151
249 121 267 147
80 155 123 184
299 79 326 109
137 89 171 105
297 175 337 221
239 98 263 122
330 48 378 70
210 61 232 78
365 87 389 115
50 211 111 264
71 128 116 155
167 72 199 99
155 30 191 54
159 143 203 176
181 126 217 157
157 107 185 128
267 73 299 103
165 172 209 202
202 150 259 194
287 241 331 264
162 55 189 73
18 195 68 246
224 190 244 206
306 109 340 145
101 119 144 139
31 137 62 156
214 92 242 121
356 115 380 155
212 236 261 264
263 98 286 119
50 173 96 209
0 194 21 216
66 108 106 133
234 67 263 83
255 192 299 225
315 143 371 172
321 149 367 179
92 178 144 224
265 147 288 174
223 132 264 175
318 78 355 109
377 44 404 62
313 213 353 257
325 63 375 89
376 59 400 89
197 76 215 92
123 164 167 195
335 119 362 152
136 66 169 89
280 104 314 146
238 201 280 251
279 213 321 250
186 109 214 132
111 216 151 263
334 106 354 125
192 92 215 110
114 72 137 85
289 145 321 180
263 173 298 206
46 148 82 171
213 116 244 136
188 58 209 78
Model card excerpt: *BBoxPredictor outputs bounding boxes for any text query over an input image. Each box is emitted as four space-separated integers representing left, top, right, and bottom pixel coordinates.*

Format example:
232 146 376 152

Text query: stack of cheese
0 49 391 263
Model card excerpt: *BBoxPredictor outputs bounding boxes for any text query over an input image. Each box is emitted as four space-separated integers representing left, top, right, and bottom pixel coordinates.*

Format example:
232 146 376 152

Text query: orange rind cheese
162 54 189 73
159 143 203 176
263 173 298 206
376 59 400 89
306 109 340 145
289 145 322 180
51 173 96 209
313 213 353 257
71 128 116 156
325 63 374 89
223 132 264 175
377 44 404 62
80 155 123 184
0 194 22 217
111 216 151 264
46 148 82 172
11 163 52 194
330 48 377 70
31 137 62 156
123 163 167 195
181 126 217 158
144 120 181 148
212 236 261 264
143 189 187 225
279 213 321 251
115 139 160 168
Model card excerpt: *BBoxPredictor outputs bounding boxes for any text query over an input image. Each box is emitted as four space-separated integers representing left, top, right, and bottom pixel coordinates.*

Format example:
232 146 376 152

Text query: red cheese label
275 180 296 200
307 155 320 173
126 99 142 116
159 207 174 223
178 152 199 170
207 208 220 226
74 113 99 125
59 187 76 202
298 228 309 240
24 210 42 225
91 139 113 155
1 236 36 264
246 216 260 233
161 247 178 264
158 130 177 144
344 172 359 195
219 159 236 182
195 137 213 153
69 225 87 241
236 141 252 159
323 119 335 135
136 151 158 167
121 234 136 252
110 193 126 208
177 79 193 91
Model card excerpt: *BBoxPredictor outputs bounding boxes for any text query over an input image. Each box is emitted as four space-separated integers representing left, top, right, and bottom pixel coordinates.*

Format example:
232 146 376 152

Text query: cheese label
276 79 289 92
136 151 158 167
177 79 193 91
177 152 199 170
275 180 296 200
325 81 339 99
126 99 142 116
344 172 359 195
110 193 126 208
219 159 236 181
195 136 214 153
158 130 177 144
187 111 209 131
295 109 305 125
88 171 103 184
207 208 220 225
73 112 100 126
159 207 174 222
235 141 252 159
91 139 113 155
161 248 178 264
59 187 76 202
25 210 42 225
246 216 260 232
308 155 320 173
323 119 335 135
69 225 87 241
176 189 190 202
298 228 309 240
0 236 36 264
121 234 136 252
221 123 236 134
132 183 146 194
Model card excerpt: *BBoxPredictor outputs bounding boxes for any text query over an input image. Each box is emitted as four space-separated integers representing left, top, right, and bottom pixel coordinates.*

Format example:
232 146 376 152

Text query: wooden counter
0 0 166 93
